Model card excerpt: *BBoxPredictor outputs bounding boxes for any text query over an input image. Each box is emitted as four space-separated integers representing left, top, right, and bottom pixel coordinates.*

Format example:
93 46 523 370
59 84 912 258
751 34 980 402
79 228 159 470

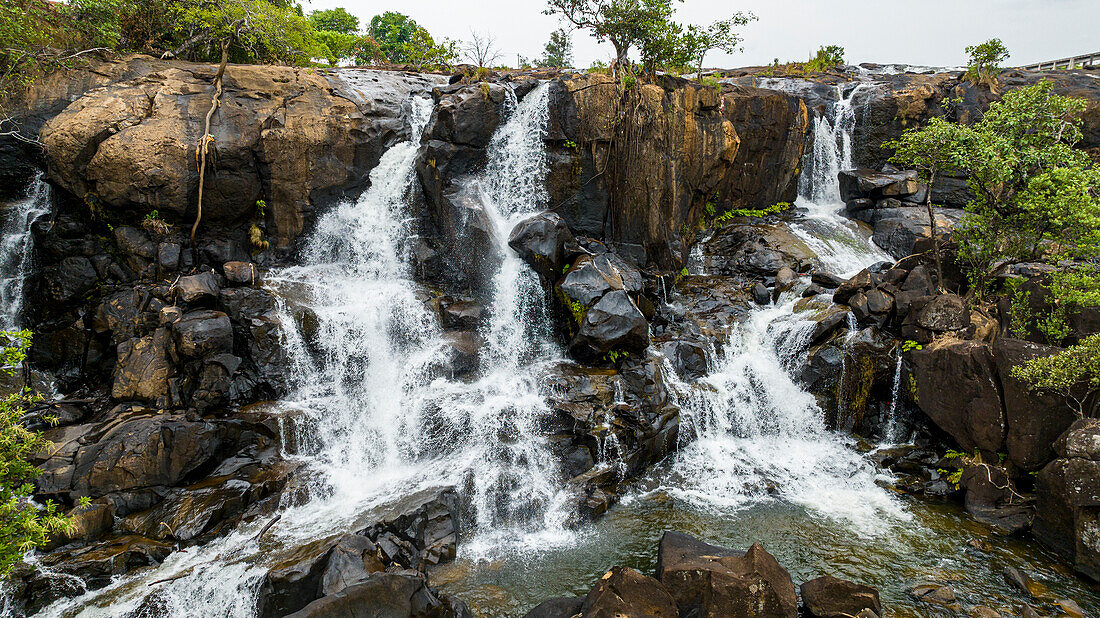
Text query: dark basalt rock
68 412 225 498
915 294 969 332
560 254 626 306
508 211 580 282
570 290 650 360
172 270 221 305
910 339 1005 453
839 168 918 201
523 596 585 618
285 572 469 618
800 575 881 618
581 566 678 618
172 310 233 358
993 338 1077 471
656 531 797 618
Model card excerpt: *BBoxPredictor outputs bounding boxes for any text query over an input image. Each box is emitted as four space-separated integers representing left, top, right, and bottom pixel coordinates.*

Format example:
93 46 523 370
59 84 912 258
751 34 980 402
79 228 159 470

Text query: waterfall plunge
0 176 49 331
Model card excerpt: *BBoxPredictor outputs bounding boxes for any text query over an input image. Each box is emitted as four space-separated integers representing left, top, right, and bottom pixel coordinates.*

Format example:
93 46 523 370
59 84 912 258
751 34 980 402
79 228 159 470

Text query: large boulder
656 532 797 618
1034 419 1100 580
284 572 460 618
508 211 579 281
112 328 175 404
38 60 438 248
569 290 650 360
993 338 1077 471
910 339 1005 453
700 223 818 281
68 412 224 498
580 566 678 618
839 168 918 201
172 310 233 358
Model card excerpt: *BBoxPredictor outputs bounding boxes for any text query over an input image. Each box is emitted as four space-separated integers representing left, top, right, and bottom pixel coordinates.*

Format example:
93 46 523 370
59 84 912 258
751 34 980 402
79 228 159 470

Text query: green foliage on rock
1012 333 1100 417
805 45 844 72
0 331 76 579
964 38 1010 86
889 81 1100 300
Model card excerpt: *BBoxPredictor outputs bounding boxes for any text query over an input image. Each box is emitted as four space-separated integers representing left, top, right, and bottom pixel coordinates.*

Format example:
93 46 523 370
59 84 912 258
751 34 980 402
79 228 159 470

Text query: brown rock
910 339 1005 453
223 261 257 285
581 566 678 618
799 575 881 618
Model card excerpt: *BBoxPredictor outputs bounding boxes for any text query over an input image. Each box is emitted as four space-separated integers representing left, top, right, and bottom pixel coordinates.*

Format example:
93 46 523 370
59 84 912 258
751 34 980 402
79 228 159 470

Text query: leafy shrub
805 45 845 72
0 331 77 578
964 38 1010 86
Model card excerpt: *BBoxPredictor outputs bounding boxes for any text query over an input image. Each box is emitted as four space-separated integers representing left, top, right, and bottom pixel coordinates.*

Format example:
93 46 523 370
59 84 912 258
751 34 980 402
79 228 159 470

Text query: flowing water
0 176 49 331
790 83 892 277
22 78 1100 617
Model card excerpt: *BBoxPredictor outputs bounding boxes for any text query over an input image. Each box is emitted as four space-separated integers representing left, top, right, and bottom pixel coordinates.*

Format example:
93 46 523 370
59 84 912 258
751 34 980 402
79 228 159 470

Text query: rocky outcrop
257 488 461 617
35 56 438 249
1035 420 1100 581
526 532 808 618
800 575 881 618
545 73 806 270
910 339 1005 454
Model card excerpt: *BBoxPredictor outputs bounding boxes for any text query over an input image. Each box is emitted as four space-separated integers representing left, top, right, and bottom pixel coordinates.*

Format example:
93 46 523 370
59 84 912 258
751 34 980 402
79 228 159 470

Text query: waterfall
0 176 49 330
789 83 892 277
29 86 571 616
424 83 576 554
650 79 907 536
657 288 908 536
883 350 906 444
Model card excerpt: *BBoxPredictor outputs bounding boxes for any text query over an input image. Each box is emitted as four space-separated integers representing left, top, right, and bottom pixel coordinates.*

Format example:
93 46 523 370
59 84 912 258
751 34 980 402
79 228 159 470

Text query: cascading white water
790 84 892 277
656 288 908 536
883 350 906 444
420 83 576 554
30 87 570 616
0 176 49 330
648 81 907 537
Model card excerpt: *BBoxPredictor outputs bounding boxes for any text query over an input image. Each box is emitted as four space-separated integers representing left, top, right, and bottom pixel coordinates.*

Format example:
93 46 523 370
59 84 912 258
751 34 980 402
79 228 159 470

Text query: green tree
542 28 573 67
683 13 755 75
951 81 1099 296
964 38 1010 86
544 0 679 72
0 330 75 579
368 11 420 63
1012 333 1100 418
172 0 324 65
308 7 358 35
885 116 967 289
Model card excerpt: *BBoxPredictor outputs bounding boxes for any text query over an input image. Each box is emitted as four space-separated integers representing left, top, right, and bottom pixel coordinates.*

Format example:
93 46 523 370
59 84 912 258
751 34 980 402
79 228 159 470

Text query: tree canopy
545 0 753 76
308 7 358 35
542 28 574 68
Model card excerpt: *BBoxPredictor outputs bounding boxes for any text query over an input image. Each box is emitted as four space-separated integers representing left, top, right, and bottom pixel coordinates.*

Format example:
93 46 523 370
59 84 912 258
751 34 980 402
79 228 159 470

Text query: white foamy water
27 84 575 617
0 176 49 330
790 83 892 277
653 289 909 537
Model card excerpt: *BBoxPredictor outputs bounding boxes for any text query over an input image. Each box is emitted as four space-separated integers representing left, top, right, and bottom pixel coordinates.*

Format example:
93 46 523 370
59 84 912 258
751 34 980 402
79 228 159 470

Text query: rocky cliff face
5 55 1100 615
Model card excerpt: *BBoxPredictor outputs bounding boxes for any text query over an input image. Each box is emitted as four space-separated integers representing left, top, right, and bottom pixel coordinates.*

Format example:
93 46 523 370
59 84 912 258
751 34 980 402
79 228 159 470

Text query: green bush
0 331 77 579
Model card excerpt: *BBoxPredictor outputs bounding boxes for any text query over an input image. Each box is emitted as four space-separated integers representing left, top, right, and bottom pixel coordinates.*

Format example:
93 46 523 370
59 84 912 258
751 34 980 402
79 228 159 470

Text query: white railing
1021 52 1100 71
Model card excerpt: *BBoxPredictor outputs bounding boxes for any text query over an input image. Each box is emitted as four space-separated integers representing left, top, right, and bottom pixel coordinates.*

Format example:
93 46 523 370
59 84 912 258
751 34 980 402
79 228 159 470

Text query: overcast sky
302 0 1099 69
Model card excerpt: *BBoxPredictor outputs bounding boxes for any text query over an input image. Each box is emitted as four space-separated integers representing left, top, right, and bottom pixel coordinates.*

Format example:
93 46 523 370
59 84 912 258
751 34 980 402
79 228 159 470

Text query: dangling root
192 43 229 252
